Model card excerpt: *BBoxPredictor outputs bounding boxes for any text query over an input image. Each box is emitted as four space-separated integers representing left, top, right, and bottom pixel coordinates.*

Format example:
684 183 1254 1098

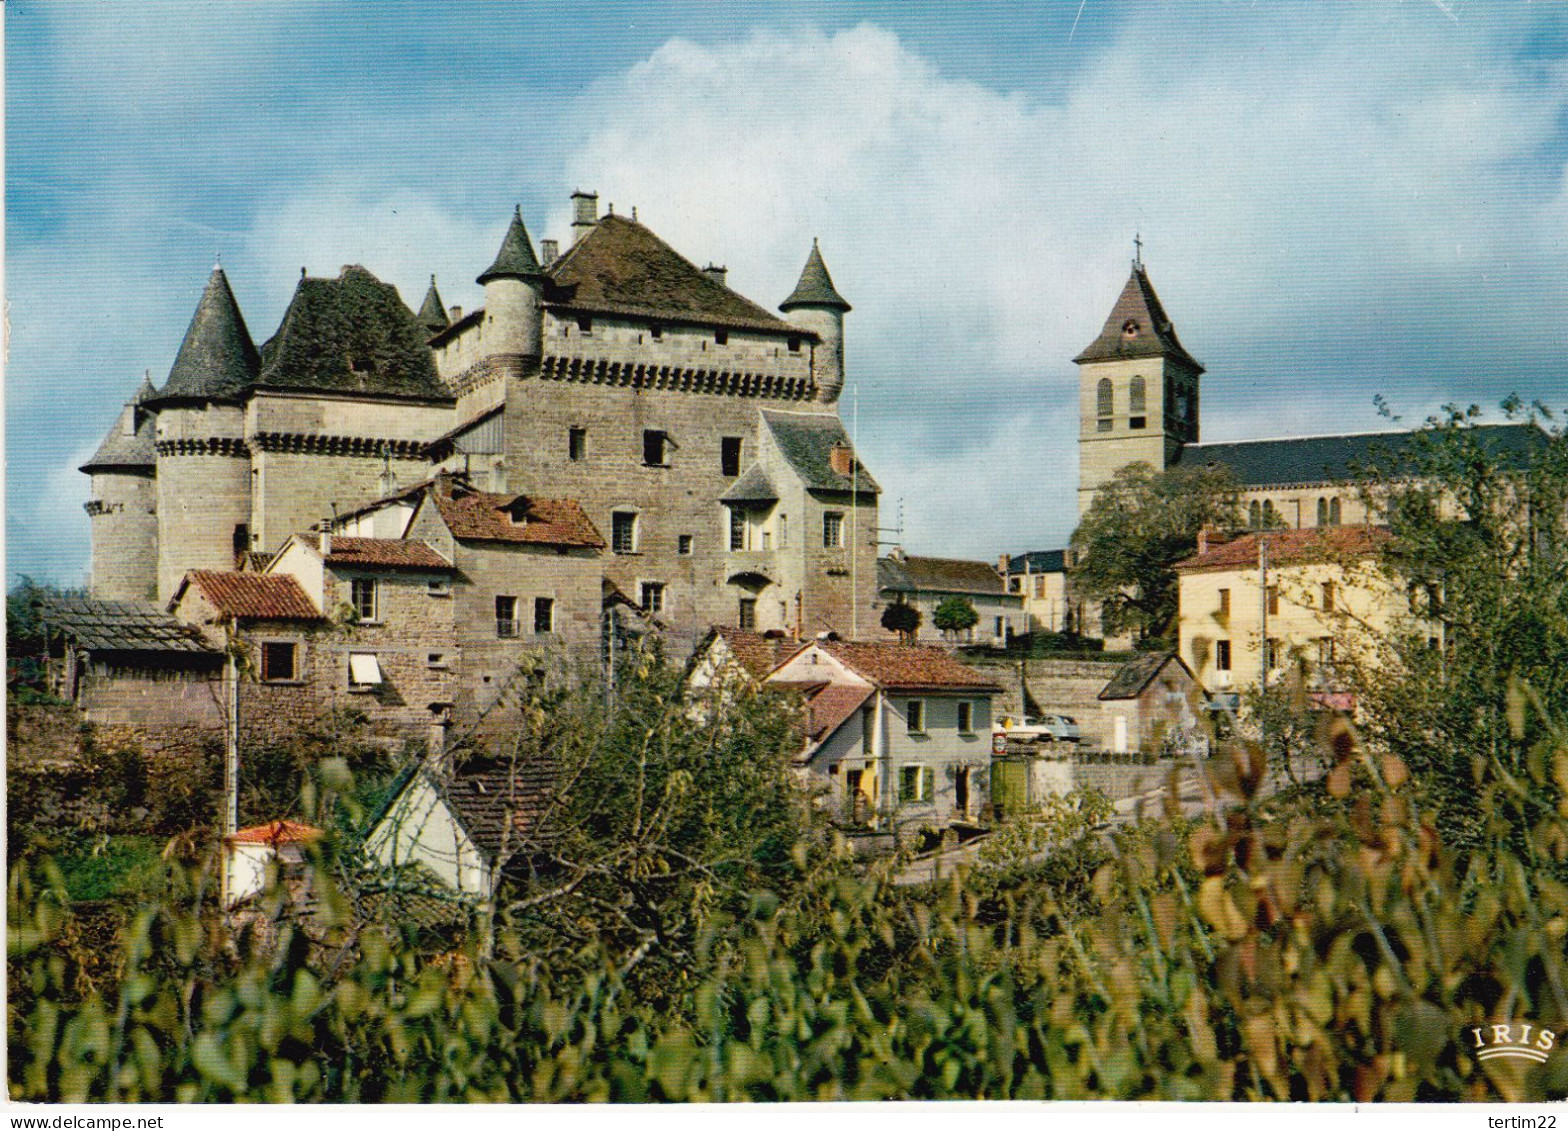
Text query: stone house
1095 651 1205 756
878 551 1024 646
765 640 1001 831
1173 525 1407 706
999 549 1088 635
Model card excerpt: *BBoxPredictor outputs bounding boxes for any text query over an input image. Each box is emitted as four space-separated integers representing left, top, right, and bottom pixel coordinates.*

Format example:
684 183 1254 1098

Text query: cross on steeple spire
1132 232 1143 270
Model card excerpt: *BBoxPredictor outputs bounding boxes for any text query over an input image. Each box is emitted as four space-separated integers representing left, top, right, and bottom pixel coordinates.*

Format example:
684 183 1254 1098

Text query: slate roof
1006 549 1068 574
544 214 803 334
1098 652 1195 701
780 240 851 312
427 485 606 549
477 207 547 285
719 465 779 503
761 410 880 494
39 595 218 655
816 641 1002 693
180 570 322 620
442 757 558 859
258 265 450 401
317 536 454 572
1174 525 1391 573
879 554 1005 596
1175 423 1547 489
148 266 262 404
1074 265 1203 372
81 400 157 473
416 275 450 334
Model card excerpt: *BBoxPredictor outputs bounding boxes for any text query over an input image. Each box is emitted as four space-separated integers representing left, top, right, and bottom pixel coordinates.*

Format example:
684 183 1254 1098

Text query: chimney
703 264 728 288
829 442 854 477
122 404 137 436
540 238 559 266
998 554 1010 575
427 703 452 771
448 305 462 322
319 521 332 558
571 190 599 245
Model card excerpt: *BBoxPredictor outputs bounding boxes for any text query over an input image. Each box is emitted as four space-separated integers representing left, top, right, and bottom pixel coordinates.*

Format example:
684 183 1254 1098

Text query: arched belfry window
1096 378 1114 431
1248 500 1262 529
1129 377 1146 413
1317 498 1329 527
1329 497 1341 525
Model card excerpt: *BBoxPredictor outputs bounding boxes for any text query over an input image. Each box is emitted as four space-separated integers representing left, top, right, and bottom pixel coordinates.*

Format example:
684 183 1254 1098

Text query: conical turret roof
135 373 158 403
417 275 449 333
476 206 546 285
1073 264 1203 372
149 266 261 403
81 379 157 472
780 240 851 313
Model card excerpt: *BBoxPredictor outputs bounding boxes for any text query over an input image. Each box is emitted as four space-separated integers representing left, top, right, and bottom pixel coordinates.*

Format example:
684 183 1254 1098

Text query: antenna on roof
1132 232 1144 270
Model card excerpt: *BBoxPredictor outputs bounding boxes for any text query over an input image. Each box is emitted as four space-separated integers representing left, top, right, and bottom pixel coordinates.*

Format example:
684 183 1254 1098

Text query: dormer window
577 315 593 334
715 329 728 346
1122 319 1139 338
649 324 663 341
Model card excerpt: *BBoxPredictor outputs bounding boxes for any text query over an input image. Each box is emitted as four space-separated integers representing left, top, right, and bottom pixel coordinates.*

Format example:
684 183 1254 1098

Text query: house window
995 616 1005 637
495 595 519 638
957 701 973 733
1321 581 1336 612
1266 586 1279 616
1129 416 1147 430
678 534 694 555
721 437 742 477
1129 376 1146 414
260 641 296 683
729 507 747 551
1218 587 1230 617
738 598 756 630
1008 576 1021 593
1034 575 1045 598
427 652 449 670
612 511 638 554
1317 497 1329 527
643 430 668 467
899 765 932 803
427 577 451 597
576 315 593 334
823 512 844 548
1249 501 1262 529
788 337 801 353
906 699 925 733
649 324 663 340
778 514 788 548
640 582 665 615
348 652 382 690
1316 637 1335 666
1329 497 1342 525
533 597 554 634
1265 638 1283 670
233 523 249 555
569 427 586 461
715 329 728 345
350 578 378 622
1216 639 1232 671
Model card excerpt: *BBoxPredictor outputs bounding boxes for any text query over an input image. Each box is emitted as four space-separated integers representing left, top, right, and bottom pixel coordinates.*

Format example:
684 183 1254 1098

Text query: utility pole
220 632 239 908
851 384 859 640
1258 534 1269 758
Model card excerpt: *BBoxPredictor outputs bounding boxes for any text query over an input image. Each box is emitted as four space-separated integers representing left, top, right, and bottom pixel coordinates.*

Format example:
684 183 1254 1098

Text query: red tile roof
801 682 873 743
320 536 453 571
710 626 805 680
229 819 322 846
818 641 1003 693
184 570 321 620
428 485 605 549
1174 525 1391 572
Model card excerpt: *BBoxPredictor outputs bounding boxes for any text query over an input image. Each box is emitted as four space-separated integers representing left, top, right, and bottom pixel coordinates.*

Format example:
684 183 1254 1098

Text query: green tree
1070 462 1240 641
880 600 921 643
931 595 979 642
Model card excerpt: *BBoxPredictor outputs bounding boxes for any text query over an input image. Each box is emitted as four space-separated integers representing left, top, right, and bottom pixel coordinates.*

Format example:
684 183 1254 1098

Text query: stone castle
83 191 881 648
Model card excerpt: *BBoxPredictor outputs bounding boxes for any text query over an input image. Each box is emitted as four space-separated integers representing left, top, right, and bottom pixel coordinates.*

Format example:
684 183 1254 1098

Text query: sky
7 0 1568 587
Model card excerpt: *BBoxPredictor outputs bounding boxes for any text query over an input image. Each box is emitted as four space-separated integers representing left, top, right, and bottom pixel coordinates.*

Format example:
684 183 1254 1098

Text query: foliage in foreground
11 699 1568 1102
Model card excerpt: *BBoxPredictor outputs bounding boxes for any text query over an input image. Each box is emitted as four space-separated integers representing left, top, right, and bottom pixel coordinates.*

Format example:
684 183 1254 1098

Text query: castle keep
82 190 884 727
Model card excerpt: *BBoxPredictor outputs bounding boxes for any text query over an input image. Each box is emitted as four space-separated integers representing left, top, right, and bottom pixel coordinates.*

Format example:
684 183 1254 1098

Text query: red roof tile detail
323 536 452 570
229 819 322 846
712 626 806 680
429 485 605 548
802 682 873 743
1174 525 1391 572
818 641 1003 693
186 570 321 620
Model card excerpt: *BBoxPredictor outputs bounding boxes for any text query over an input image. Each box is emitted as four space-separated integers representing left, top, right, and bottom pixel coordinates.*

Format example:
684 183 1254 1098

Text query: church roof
545 214 803 334
148 266 261 404
1175 423 1547 488
1074 264 1203 372
1006 549 1068 575
761 411 879 494
779 240 851 313
416 275 450 334
476 207 546 285
258 265 451 401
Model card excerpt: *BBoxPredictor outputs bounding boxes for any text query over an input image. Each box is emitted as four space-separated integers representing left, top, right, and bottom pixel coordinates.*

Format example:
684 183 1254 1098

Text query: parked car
996 714 1082 744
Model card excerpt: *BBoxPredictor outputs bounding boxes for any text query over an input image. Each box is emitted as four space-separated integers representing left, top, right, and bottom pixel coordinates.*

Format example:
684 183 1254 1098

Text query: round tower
476 206 547 378
779 239 851 404
81 376 160 600
141 265 261 601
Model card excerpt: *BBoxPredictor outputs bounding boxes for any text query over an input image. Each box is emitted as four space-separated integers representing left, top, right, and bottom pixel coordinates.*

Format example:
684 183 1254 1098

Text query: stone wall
86 470 159 601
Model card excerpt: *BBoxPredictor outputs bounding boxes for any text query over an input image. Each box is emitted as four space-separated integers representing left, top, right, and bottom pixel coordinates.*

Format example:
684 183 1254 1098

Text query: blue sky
7 1 1567 586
